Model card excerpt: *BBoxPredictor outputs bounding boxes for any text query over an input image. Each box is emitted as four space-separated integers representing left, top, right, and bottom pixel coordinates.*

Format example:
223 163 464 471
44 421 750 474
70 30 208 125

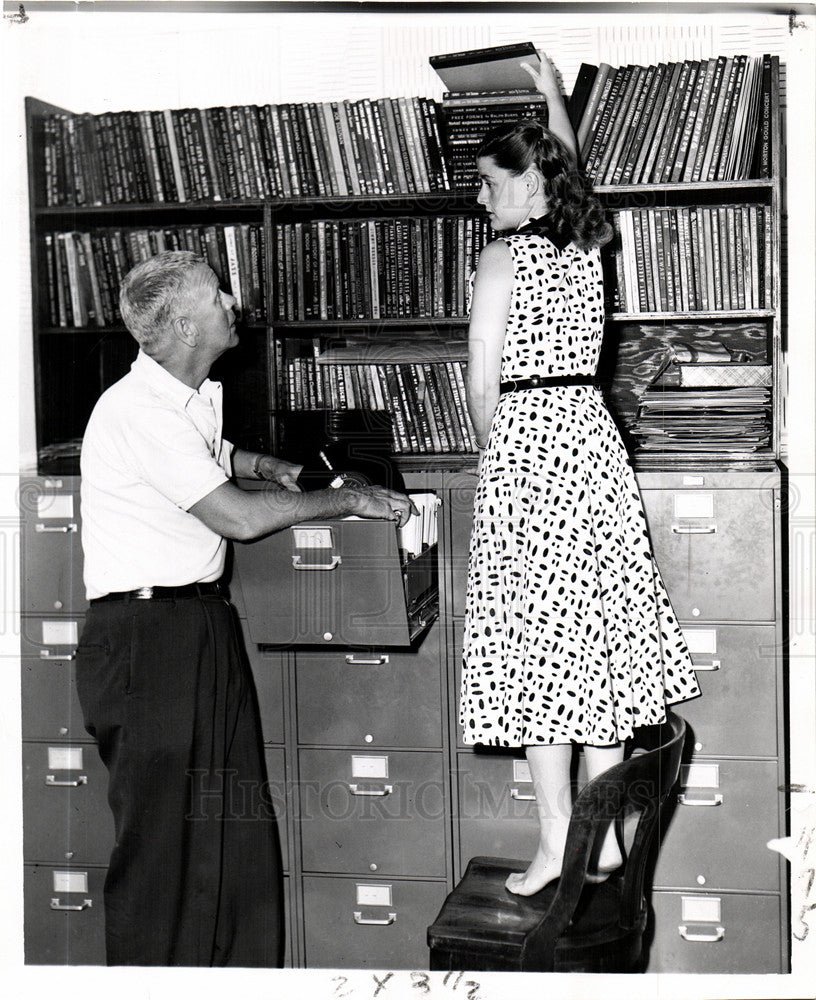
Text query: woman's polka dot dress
460 228 701 748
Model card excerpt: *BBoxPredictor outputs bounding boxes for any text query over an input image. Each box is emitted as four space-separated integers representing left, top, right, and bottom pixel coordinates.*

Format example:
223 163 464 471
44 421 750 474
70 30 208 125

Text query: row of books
632 385 771 454
610 204 773 314
440 90 548 189
40 98 451 206
570 54 776 185
272 216 491 322
42 225 266 327
281 349 477 454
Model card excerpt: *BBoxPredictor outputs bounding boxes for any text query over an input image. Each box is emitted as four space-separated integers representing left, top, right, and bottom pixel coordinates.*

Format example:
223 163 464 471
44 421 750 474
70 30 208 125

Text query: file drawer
21 616 88 743
654 758 784 892
24 864 107 965
20 476 87 615
641 488 775 621
298 749 446 876
679 624 778 757
245 640 286 744
295 624 443 748
236 517 438 646
264 747 289 873
302 875 448 969
22 743 115 865
456 751 540 870
647 890 783 973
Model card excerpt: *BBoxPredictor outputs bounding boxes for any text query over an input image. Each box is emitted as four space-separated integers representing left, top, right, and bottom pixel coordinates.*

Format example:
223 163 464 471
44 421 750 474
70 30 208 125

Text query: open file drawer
235 515 438 647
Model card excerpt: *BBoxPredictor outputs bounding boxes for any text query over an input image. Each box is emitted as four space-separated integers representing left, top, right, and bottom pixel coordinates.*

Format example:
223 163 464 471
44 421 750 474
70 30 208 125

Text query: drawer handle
46 774 88 788
51 897 93 912
678 924 725 943
348 784 393 797
678 792 723 807
693 659 721 672
353 911 397 926
510 787 536 801
40 650 76 661
35 523 78 533
345 654 389 665
671 525 717 534
292 554 341 571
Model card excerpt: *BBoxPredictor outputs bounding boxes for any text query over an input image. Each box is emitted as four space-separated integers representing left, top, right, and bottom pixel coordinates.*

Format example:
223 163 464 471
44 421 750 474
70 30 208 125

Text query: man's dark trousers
75 591 283 966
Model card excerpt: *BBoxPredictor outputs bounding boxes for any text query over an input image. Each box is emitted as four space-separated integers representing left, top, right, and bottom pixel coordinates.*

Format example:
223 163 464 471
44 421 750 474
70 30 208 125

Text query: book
567 63 599 130
429 41 540 93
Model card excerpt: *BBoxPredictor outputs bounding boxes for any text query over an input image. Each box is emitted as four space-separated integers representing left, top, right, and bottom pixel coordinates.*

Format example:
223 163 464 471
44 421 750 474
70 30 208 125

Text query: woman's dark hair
477 119 612 250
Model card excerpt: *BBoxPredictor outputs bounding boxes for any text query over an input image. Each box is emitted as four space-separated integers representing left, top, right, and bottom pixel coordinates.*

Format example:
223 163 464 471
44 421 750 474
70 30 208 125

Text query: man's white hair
119 251 207 354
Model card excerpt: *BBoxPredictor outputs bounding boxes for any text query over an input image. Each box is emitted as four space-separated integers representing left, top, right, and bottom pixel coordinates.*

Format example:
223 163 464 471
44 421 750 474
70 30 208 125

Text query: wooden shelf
271 318 469 330
608 310 775 322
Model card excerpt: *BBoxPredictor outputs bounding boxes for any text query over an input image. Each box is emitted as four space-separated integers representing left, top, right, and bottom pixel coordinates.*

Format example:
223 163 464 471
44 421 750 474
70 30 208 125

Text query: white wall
1 5 814 993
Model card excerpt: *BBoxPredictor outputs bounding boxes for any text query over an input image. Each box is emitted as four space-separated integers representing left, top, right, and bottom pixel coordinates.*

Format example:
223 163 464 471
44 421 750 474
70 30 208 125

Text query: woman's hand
520 52 561 101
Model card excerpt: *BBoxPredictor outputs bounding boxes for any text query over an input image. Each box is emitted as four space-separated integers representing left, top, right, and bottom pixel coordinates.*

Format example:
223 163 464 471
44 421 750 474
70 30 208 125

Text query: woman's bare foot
586 824 624 882
505 846 563 896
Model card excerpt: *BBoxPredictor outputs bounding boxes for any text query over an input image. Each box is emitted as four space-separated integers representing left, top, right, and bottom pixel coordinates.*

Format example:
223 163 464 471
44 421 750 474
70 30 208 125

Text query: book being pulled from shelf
430 41 542 93
280 336 476 455
42 225 266 326
570 54 777 185
39 97 450 206
630 345 772 455
609 204 772 313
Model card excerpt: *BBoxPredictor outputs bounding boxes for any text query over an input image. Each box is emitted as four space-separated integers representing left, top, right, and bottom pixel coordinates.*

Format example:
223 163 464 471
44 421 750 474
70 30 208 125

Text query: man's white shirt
80 350 233 599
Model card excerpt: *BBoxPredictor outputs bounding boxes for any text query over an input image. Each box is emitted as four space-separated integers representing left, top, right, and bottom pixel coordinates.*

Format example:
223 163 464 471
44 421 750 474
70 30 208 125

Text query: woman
460 57 700 897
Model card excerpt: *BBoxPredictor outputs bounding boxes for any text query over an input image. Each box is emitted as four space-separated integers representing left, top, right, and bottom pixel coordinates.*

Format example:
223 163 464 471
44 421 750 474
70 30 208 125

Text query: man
76 251 415 966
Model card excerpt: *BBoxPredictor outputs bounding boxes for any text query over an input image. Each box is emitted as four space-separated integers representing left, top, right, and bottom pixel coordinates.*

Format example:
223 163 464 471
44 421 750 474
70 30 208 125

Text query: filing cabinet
19 476 87 615
649 890 784 973
19 470 787 971
21 616 88 743
22 742 115 866
297 749 447 877
302 876 448 969
295 625 444 748
455 751 539 872
24 864 107 965
653 758 784 892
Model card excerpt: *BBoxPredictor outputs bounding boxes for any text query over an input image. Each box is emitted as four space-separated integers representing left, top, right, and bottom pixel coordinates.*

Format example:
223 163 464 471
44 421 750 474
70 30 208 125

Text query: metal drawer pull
353 911 397 926
671 525 717 534
40 650 75 661
51 897 92 912
345 654 389 665
678 793 723 807
679 924 724 943
35 523 78 533
46 774 88 788
510 787 536 801
348 784 393 797
693 659 721 672
292 554 341 571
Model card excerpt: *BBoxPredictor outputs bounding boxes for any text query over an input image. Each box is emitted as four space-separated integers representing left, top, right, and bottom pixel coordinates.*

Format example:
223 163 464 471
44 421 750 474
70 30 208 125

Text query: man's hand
256 455 303 492
343 484 418 528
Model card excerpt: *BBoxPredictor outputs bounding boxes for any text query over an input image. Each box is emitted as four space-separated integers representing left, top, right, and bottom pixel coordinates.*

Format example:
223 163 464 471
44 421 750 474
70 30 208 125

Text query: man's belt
499 374 598 394
91 581 227 604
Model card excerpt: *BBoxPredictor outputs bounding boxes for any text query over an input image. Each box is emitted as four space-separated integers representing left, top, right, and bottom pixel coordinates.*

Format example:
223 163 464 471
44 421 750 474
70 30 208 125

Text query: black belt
500 375 598 395
91 581 227 604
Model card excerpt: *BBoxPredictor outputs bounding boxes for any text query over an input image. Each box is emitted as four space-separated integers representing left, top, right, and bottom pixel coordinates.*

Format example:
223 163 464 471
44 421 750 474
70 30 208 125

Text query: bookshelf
22 52 789 971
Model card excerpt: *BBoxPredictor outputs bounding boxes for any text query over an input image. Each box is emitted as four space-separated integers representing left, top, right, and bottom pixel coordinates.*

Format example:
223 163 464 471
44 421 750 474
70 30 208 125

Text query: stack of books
610 204 772 313
272 216 490 321
430 42 549 190
439 91 549 190
280 338 477 454
570 54 776 184
632 368 772 455
40 98 450 205
41 224 266 326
